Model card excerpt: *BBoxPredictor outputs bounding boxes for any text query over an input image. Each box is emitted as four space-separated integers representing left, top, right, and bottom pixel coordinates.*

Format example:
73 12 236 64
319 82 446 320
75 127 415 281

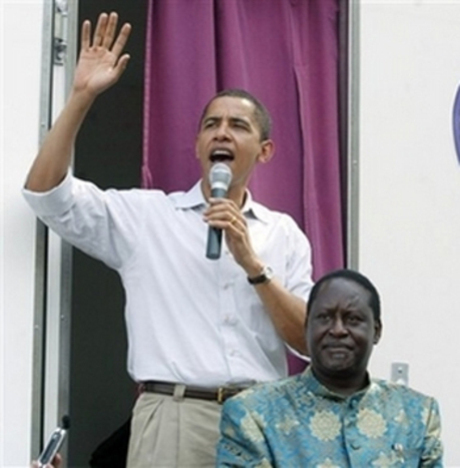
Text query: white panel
1 1 44 466
360 1 460 466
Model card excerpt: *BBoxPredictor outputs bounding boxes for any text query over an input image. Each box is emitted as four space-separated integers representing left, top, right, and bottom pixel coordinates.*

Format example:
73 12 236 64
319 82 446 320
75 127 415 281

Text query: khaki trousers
126 386 222 468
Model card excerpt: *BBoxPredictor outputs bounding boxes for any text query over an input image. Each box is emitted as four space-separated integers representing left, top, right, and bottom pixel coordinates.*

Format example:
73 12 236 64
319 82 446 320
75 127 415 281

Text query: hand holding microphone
33 416 69 468
206 163 233 259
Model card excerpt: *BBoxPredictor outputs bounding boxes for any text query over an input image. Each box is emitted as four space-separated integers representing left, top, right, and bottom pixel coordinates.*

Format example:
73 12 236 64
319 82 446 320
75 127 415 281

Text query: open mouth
209 149 234 163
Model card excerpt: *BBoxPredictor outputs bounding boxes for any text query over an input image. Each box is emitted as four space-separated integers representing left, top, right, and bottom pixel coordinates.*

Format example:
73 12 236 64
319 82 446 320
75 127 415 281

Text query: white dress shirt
23 173 313 387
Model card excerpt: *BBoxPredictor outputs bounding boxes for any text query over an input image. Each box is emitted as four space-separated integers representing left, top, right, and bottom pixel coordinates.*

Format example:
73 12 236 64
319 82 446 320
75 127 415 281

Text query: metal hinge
53 0 68 65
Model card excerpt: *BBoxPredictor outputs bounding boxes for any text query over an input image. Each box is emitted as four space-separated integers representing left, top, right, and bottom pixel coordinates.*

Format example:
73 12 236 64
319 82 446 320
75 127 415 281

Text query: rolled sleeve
22 173 141 270
22 171 74 217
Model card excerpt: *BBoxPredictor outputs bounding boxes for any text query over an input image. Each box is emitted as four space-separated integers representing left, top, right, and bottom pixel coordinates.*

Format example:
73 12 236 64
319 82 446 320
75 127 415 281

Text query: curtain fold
143 0 344 373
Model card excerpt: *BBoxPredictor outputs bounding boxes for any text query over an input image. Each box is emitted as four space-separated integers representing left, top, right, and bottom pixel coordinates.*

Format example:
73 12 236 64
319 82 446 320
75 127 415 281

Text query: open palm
73 12 131 97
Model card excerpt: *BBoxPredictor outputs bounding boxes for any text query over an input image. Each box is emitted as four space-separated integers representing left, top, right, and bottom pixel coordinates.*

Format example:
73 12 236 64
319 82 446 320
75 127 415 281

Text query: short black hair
306 269 381 324
199 89 272 141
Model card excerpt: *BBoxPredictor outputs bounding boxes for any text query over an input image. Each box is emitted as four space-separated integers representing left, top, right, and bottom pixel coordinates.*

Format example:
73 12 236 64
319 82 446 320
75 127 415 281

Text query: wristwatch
247 265 274 285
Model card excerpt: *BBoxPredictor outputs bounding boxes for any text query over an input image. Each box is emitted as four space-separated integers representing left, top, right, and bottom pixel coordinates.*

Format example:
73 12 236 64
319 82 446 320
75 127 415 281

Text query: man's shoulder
105 185 182 205
249 200 302 229
107 185 168 198
370 378 439 409
227 374 305 410
250 200 290 219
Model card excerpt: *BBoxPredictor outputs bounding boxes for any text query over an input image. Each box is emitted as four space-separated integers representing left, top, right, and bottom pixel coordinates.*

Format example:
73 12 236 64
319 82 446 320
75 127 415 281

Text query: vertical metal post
31 0 54 459
55 1 78 465
31 0 78 464
347 0 361 269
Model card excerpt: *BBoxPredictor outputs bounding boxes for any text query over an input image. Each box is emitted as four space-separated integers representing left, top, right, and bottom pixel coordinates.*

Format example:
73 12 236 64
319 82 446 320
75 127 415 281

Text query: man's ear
373 321 382 345
257 139 275 164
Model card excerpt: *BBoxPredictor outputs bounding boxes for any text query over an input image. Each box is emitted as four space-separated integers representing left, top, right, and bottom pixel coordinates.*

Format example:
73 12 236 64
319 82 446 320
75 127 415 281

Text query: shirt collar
302 366 372 401
173 180 206 209
173 180 270 224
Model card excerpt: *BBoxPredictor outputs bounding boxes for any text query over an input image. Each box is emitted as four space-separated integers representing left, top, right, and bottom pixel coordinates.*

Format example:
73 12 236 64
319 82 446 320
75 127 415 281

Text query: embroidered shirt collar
302 366 372 401
173 180 270 223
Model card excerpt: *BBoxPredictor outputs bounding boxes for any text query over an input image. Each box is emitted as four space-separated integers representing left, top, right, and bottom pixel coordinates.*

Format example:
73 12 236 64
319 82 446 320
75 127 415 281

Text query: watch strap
247 265 273 285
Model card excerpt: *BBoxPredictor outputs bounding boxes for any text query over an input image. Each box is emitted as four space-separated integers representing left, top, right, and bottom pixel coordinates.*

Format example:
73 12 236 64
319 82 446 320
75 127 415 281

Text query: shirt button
351 442 361 450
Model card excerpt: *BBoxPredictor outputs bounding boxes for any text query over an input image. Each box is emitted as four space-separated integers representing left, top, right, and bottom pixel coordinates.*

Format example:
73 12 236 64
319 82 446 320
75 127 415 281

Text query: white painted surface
360 1 460 466
2 0 460 466
1 1 44 466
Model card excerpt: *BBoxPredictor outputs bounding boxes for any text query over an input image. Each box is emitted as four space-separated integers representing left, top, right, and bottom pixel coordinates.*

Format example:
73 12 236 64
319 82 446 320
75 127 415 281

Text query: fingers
81 20 91 50
86 12 130 50
92 12 109 47
113 53 131 79
111 22 132 59
204 200 244 231
80 12 131 64
31 452 62 468
53 453 63 468
102 12 118 49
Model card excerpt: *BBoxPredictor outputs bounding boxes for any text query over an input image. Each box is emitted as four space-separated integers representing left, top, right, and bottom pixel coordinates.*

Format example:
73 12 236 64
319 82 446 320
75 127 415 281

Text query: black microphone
206 163 233 259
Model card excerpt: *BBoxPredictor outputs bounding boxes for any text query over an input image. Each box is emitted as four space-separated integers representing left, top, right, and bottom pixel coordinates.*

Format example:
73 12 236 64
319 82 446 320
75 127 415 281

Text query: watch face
264 266 274 280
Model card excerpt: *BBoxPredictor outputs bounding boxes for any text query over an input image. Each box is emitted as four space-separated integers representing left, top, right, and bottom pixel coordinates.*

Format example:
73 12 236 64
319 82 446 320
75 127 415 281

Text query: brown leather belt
142 381 246 404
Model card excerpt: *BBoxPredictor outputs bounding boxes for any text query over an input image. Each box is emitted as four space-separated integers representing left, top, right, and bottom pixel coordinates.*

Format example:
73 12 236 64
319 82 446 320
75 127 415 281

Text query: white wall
1 1 44 466
359 1 460 466
2 0 460 466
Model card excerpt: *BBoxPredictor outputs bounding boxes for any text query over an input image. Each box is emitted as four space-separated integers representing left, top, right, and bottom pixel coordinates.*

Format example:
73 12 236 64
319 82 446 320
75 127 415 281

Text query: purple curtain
142 0 344 373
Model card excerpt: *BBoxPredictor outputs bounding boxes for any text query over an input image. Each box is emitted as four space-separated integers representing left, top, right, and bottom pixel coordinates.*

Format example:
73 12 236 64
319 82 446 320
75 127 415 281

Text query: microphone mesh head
209 163 232 190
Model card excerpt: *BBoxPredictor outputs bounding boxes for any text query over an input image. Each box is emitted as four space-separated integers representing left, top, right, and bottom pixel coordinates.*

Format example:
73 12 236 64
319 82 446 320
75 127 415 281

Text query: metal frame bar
55 2 78 463
347 0 360 269
31 0 54 458
31 0 78 463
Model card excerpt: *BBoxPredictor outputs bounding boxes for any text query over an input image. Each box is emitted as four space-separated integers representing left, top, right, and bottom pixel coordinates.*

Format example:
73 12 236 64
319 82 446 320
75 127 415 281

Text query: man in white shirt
24 12 314 467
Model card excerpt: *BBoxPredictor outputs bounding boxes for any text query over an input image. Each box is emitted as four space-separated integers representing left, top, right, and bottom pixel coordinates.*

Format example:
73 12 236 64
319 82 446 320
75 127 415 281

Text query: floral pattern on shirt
309 410 341 441
317 458 341 468
356 407 387 438
217 368 443 467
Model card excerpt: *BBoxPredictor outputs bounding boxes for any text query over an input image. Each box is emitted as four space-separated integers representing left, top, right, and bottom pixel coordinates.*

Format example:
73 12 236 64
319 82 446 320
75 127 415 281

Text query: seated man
216 269 443 467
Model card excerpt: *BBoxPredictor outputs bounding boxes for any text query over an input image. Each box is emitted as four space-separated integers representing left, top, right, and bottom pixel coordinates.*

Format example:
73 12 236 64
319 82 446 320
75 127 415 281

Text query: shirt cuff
22 171 75 216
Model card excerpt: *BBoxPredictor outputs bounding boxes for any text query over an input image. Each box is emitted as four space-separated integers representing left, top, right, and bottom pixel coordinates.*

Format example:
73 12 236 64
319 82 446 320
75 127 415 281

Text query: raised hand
25 12 132 192
73 12 131 99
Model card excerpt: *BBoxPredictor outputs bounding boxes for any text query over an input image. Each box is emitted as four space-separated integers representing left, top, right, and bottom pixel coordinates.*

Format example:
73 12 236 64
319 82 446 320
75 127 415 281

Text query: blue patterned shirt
217 367 442 467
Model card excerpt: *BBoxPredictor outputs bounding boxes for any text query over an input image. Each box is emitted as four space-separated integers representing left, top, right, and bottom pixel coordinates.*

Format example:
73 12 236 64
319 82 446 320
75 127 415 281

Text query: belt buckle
217 387 225 404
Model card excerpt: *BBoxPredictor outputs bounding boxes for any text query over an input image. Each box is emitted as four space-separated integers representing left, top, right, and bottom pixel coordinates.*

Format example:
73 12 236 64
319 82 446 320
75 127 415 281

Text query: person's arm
25 12 131 192
248 276 307 355
204 199 310 355
216 398 273 468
